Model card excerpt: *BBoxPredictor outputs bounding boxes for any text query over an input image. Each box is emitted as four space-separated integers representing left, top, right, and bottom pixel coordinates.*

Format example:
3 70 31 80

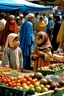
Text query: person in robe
3 15 18 47
51 14 62 51
19 13 34 70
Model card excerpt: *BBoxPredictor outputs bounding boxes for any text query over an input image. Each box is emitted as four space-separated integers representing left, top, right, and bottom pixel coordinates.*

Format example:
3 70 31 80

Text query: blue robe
19 20 34 69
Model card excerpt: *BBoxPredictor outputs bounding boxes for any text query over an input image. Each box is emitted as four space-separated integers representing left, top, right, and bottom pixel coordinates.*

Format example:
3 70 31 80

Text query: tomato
31 79 36 85
8 82 13 86
26 81 31 86
12 82 17 87
3 79 7 82
10 77 14 81
21 78 27 83
7 79 11 83
16 79 21 83
24 74 30 80
16 83 21 87
17 76 22 80
27 77 32 82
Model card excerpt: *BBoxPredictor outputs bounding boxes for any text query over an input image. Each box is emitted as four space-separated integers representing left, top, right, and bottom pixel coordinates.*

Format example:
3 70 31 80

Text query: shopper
19 13 34 70
51 14 62 51
43 13 48 33
57 22 64 49
0 14 6 49
2 33 23 71
32 12 39 33
30 32 53 72
3 15 19 47
36 16 46 32
47 14 54 41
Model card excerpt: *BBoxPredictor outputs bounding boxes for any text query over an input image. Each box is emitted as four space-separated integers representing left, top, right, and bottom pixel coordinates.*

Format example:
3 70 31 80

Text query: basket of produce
37 63 64 76
0 85 26 96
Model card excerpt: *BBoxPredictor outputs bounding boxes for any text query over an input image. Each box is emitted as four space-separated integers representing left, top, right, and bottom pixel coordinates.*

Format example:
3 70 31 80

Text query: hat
19 14 23 17
25 13 34 19
16 16 20 19
49 14 53 19
9 15 15 19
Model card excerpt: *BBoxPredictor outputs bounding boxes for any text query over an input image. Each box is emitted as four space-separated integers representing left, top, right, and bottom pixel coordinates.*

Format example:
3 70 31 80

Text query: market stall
0 67 64 96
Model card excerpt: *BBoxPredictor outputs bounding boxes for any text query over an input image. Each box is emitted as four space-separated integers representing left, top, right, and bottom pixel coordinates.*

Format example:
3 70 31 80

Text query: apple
34 82 40 88
49 65 54 69
35 86 42 93
42 87 48 92
29 84 34 88
23 85 30 92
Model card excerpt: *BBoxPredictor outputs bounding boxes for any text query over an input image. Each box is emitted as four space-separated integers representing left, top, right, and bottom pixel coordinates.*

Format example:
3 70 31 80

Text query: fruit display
0 72 64 96
0 66 12 72
37 63 64 75
38 63 64 71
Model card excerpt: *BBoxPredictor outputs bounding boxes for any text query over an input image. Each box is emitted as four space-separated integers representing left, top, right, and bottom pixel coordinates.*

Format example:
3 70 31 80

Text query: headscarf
4 33 20 70
35 31 52 49
3 15 18 46
5 33 19 49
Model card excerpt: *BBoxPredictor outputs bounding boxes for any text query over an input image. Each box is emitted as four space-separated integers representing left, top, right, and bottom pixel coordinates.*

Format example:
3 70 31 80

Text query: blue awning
0 0 53 12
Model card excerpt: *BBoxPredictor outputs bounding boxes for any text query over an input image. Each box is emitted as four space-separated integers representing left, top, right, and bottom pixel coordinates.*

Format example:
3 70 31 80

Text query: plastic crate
26 89 64 96
52 89 64 96
0 85 26 96
37 69 64 76
26 90 54 96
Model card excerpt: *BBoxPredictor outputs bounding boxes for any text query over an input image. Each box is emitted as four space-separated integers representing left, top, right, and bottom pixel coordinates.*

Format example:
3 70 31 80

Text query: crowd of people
0 11 64 72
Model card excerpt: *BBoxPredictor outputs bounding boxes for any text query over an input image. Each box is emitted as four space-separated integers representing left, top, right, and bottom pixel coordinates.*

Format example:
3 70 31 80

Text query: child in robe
30 31 53 72
2 33 23 71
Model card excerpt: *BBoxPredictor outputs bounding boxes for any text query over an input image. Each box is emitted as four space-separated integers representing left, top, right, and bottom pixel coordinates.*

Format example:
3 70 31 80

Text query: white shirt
44 16 48 25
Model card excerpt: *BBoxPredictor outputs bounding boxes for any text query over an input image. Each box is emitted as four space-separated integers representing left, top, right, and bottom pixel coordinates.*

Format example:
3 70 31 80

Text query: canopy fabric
0 0 52 12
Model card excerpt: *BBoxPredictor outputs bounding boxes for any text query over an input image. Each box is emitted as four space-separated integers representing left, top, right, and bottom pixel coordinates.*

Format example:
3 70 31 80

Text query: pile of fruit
0 72 64 95
38 63 64 71
0 67 12 72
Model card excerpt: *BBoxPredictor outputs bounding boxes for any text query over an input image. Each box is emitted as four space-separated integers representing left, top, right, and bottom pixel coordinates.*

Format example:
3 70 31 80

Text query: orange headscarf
3 15 18 46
